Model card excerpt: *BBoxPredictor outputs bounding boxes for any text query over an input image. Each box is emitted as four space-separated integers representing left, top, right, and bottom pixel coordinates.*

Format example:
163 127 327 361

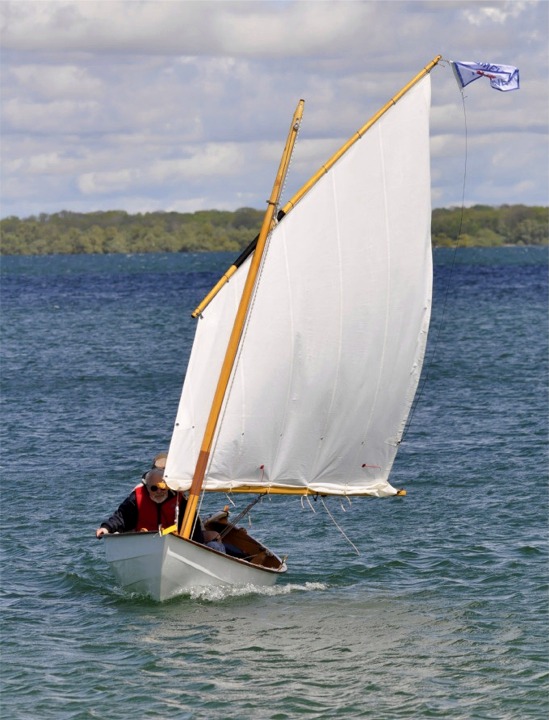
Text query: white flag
451 61 520 92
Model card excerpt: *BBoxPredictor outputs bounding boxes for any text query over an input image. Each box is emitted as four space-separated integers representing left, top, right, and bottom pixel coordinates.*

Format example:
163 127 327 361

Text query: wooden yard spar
192 55 442 319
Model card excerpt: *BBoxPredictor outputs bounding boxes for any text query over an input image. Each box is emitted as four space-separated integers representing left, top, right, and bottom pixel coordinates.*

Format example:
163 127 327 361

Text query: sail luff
179 100 305 539
190 55 441 317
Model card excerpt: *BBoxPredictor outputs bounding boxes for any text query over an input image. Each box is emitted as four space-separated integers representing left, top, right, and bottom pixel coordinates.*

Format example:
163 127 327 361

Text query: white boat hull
103 532 286 601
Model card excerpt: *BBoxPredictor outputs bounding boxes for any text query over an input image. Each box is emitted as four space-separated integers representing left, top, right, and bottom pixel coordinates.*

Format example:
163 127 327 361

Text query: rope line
320 498 360 555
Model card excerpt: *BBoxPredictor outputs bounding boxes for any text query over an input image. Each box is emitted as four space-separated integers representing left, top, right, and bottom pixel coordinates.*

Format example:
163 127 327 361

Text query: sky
1 0 547 219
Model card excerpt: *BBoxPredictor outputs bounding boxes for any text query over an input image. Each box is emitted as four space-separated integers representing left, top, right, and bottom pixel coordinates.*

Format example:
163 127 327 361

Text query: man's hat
152 452 167 469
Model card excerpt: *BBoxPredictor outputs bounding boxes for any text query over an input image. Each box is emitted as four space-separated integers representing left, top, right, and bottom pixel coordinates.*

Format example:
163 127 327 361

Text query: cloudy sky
1 0 547 219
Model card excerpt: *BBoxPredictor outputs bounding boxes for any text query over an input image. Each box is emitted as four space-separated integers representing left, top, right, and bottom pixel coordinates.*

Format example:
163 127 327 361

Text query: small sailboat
104 55 441 601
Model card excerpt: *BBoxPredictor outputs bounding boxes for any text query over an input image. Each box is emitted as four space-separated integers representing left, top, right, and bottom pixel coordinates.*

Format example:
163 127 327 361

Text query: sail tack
165 75 433 497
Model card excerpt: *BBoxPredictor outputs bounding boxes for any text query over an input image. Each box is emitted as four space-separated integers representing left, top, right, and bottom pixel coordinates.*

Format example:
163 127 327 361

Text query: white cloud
463 0 534 25
77 142 244 196
0 1 384 57
3 97 100 133
0 0 547 218
10 64 103 99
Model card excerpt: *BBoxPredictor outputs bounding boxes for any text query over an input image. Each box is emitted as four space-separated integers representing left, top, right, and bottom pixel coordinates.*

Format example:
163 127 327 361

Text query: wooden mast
191 55 442 318
179 99 305 539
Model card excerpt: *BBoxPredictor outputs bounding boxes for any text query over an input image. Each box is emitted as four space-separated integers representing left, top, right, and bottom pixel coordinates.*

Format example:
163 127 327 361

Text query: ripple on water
1 250 547 719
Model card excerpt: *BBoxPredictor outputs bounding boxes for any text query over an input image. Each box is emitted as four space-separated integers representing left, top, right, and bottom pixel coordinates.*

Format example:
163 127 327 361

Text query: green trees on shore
0 205 547 256
431 205 548 247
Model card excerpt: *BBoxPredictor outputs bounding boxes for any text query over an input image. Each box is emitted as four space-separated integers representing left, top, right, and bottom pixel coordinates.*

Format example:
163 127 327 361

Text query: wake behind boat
101 56 442 600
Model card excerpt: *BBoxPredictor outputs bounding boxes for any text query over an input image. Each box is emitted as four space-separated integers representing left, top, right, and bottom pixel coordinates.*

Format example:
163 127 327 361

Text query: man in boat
95 468 225 551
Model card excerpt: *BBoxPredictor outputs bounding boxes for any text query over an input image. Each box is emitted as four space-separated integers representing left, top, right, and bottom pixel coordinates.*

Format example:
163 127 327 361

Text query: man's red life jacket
135 485 178 531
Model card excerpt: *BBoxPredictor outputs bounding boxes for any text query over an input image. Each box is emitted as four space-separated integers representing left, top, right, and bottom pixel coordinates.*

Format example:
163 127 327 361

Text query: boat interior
203 510 283 570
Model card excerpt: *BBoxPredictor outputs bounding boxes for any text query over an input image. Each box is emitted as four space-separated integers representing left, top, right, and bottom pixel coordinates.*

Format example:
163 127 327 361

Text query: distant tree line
0 205 547 256
431 204 548 247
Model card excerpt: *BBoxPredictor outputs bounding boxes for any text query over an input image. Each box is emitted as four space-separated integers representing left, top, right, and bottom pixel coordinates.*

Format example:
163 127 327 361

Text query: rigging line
402 68 469 441
320 497 360 555
195 489 206 536
278 113 302 212
225 494 237 507
219 494 263 539
339 495 352 512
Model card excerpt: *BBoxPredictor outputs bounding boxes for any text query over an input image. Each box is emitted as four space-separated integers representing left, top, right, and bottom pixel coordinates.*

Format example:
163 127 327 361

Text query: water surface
1 247 547 719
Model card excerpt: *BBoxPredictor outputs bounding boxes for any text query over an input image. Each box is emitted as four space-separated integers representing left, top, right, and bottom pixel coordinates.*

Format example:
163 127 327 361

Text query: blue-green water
1 247 547 719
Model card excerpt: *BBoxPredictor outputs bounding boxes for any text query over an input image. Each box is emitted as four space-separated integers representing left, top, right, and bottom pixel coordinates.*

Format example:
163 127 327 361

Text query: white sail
165 75 433 497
